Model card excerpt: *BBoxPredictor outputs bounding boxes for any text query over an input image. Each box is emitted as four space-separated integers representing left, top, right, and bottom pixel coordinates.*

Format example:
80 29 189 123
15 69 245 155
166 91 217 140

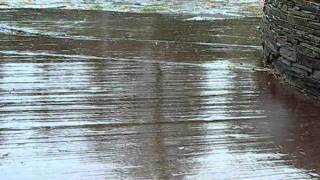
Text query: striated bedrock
262 0 320 96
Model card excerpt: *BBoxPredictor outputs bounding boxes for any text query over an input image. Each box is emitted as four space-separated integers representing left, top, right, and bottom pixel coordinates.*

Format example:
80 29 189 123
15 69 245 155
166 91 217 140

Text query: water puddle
0 1 320 180
0 0 264 18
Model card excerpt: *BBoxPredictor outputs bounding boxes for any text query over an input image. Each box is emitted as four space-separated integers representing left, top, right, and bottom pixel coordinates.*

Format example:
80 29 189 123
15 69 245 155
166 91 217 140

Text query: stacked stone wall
262 0 320 96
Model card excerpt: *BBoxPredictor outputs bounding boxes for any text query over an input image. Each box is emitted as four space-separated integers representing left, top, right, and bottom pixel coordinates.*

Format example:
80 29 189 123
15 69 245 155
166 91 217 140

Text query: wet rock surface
0 2 320 180
0 0 263 18
262 0 320 96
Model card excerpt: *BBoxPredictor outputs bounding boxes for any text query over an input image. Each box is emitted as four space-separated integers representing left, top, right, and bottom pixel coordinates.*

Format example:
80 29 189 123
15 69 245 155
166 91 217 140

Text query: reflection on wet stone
0 3 320 180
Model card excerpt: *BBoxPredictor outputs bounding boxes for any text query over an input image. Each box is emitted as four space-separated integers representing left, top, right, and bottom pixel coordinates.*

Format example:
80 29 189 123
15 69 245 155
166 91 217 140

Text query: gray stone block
262 0 320 96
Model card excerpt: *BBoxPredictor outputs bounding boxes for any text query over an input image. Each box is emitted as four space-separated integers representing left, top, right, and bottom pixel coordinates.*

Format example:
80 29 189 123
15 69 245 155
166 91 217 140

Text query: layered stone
262 0 320 96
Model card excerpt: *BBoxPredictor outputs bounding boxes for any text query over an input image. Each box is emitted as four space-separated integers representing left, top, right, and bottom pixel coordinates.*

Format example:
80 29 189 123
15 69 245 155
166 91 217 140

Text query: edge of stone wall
261 0 320 97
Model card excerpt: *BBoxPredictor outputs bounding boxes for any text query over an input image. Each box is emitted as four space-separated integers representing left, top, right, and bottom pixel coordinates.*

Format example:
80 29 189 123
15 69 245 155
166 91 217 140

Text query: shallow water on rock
0 2 320 180
0 0 263 18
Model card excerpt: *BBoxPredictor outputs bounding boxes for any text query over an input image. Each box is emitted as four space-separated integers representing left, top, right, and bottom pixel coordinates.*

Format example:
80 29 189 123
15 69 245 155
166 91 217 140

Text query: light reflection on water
0 0 263 18
0 5 319 180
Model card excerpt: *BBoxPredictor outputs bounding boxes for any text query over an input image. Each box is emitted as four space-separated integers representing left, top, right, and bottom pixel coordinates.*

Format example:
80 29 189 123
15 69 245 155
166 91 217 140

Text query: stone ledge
262 0 320 97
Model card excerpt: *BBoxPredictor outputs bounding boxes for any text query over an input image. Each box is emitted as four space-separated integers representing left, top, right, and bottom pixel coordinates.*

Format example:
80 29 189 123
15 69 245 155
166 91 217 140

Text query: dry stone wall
262 0 320 96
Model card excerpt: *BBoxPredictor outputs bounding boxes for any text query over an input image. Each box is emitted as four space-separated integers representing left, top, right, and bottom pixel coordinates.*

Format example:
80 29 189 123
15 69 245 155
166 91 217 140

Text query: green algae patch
92 4 104 11
91 3 116 11
141 3 183 13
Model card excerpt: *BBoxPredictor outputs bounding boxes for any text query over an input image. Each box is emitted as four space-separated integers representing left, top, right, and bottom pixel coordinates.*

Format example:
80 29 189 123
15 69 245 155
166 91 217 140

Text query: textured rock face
262 0 320 96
